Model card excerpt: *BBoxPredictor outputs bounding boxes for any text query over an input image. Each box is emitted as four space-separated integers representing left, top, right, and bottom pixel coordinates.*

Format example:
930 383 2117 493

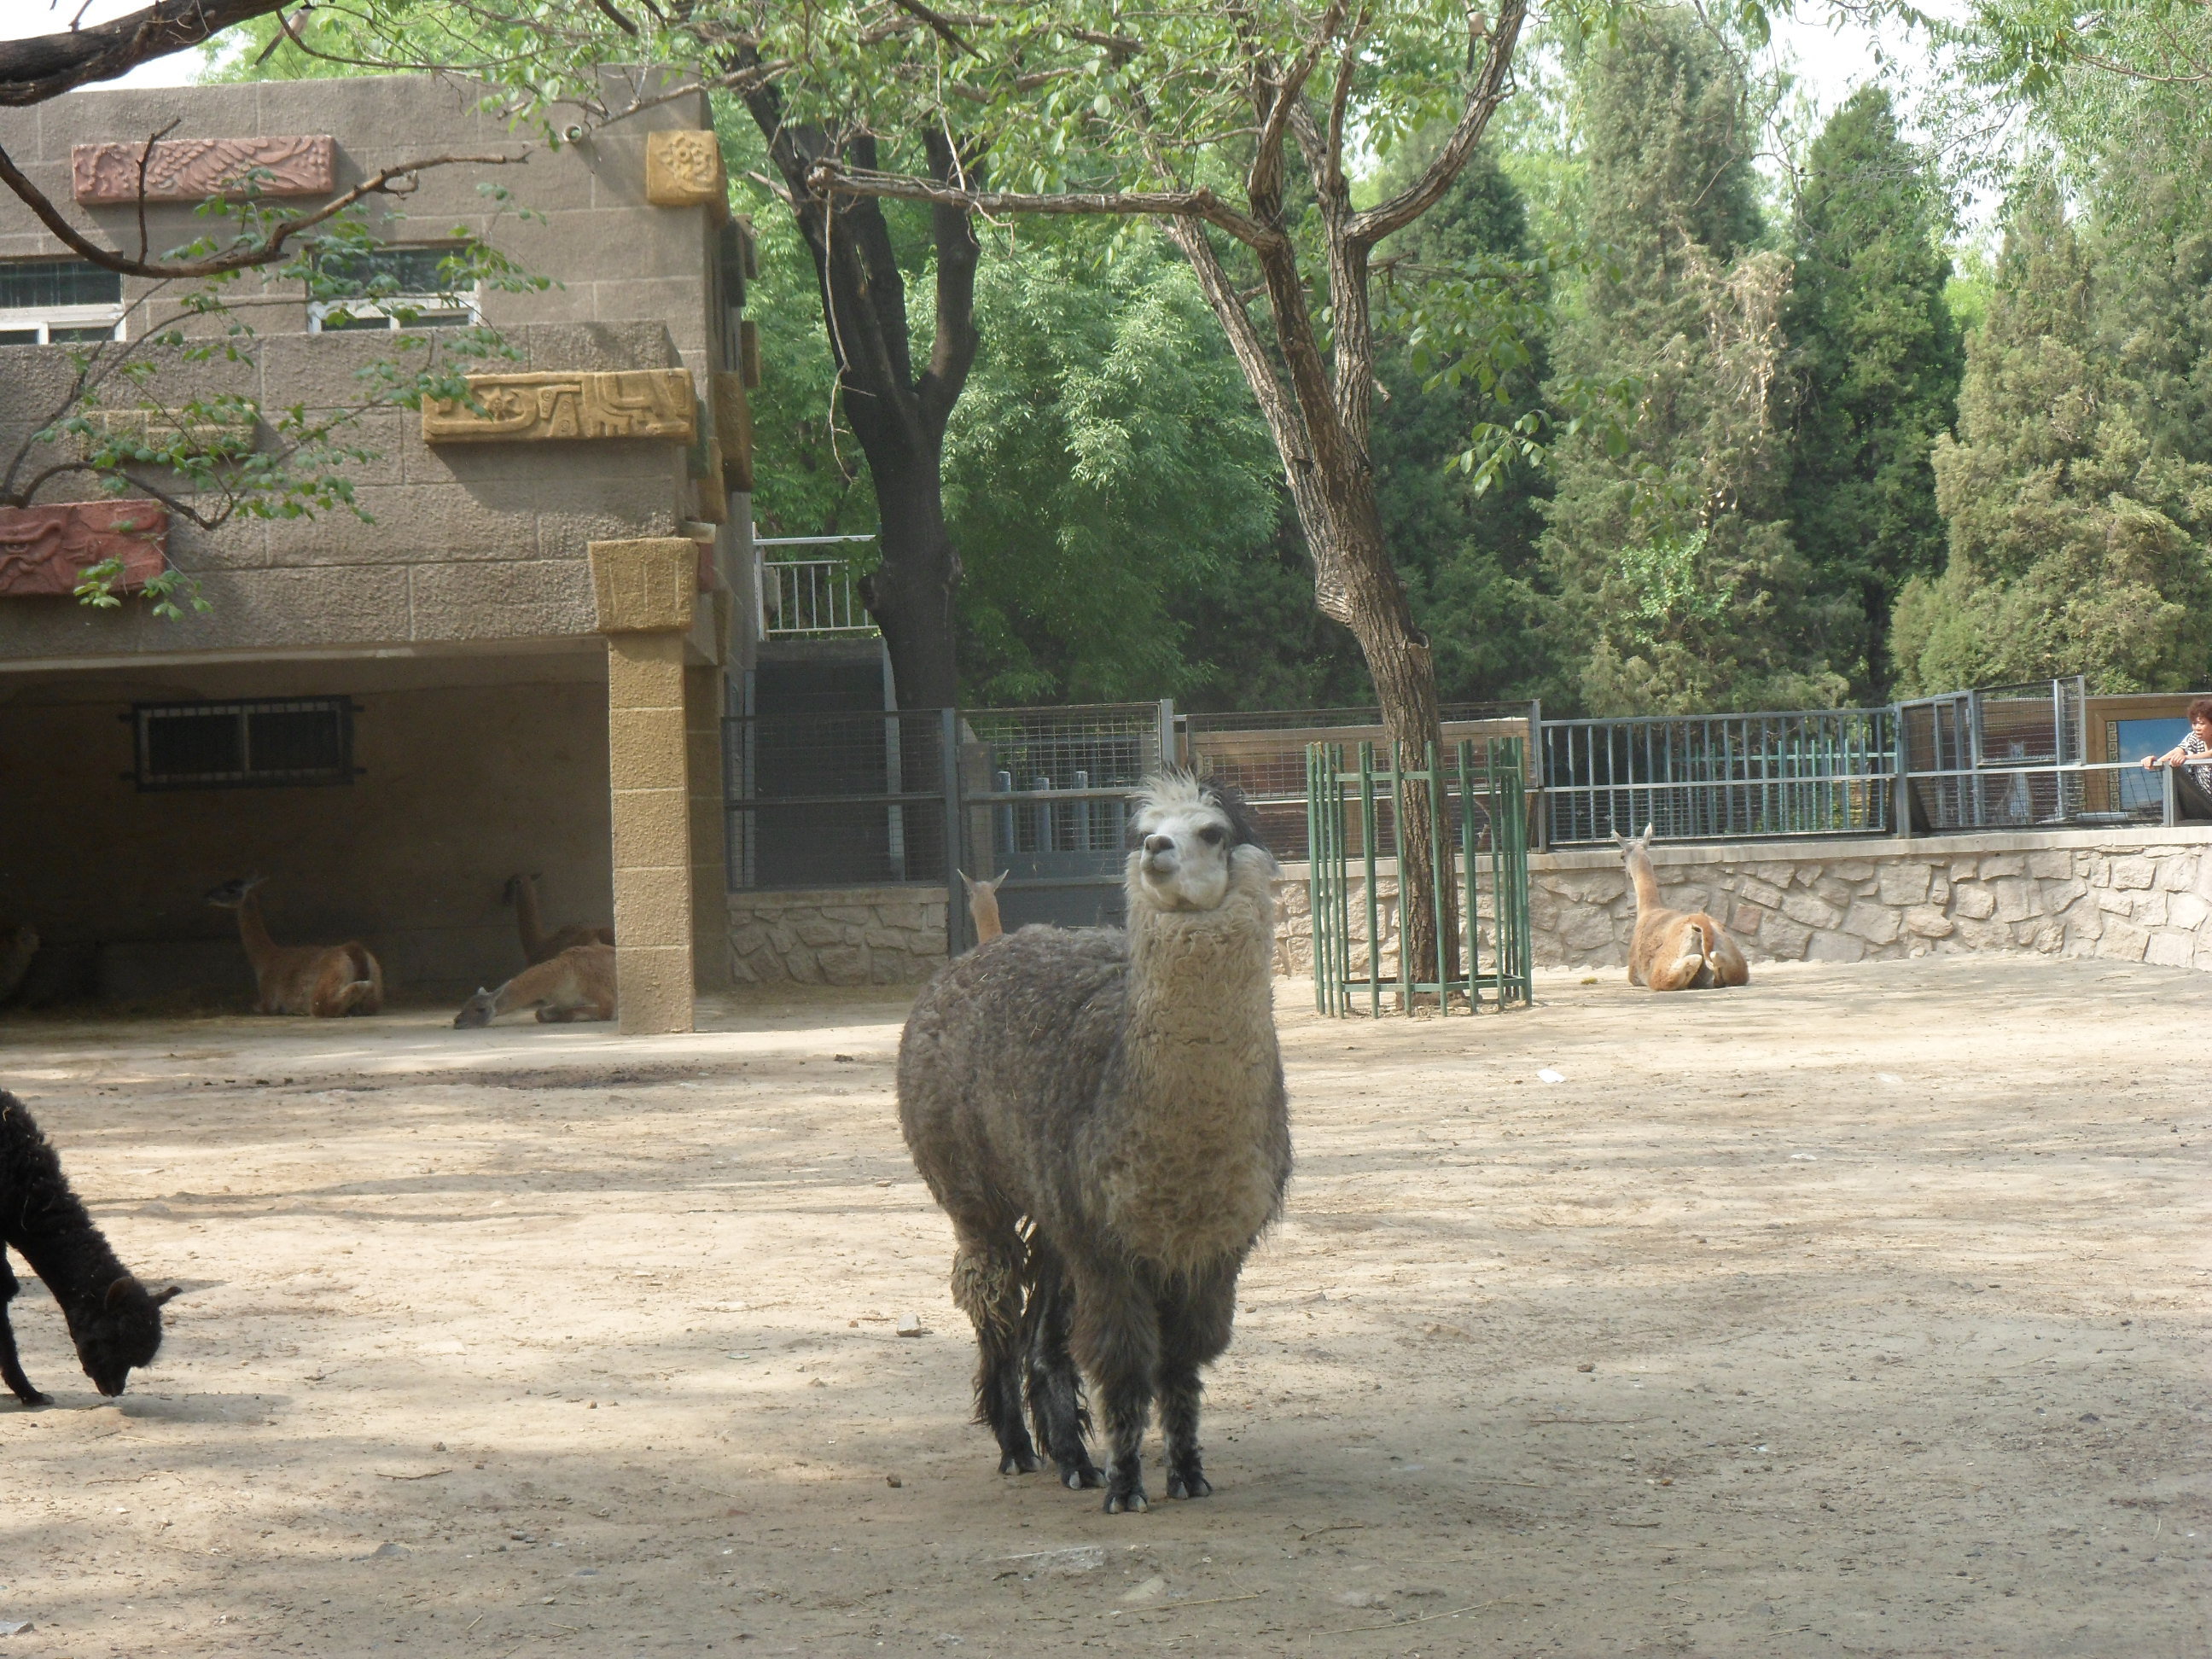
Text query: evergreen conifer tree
1891 180 2212 694
1784 86 1962 699
1539 9 1848 715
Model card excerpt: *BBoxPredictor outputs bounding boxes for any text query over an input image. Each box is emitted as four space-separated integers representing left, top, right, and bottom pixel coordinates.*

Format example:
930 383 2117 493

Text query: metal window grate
0 258 121 310
131 697 356 790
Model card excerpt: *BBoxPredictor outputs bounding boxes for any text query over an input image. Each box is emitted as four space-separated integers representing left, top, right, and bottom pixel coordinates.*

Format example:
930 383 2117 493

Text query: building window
309 244 478 332
131 697 358 790
0 258 125 345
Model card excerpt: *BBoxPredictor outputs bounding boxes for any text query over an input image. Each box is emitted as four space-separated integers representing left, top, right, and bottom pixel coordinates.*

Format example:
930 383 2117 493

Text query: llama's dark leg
1157 1264 1239 1500
1021 1234 1101 1489
949 1222 1039 1475
1068 1260 1158 1513
0 1252 49 1407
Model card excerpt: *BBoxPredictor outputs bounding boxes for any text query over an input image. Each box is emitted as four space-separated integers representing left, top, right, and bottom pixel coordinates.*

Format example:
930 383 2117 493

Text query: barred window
0 259 125 345
131 697 357 790
310 244 475 332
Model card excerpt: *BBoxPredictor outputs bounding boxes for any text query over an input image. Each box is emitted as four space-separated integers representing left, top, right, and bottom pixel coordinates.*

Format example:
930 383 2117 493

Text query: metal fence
724 707 962 901
960 702 1174 931
1540 707 1896 845
1306 738 1533 1016
756 533 876 638
1187 701 1534 859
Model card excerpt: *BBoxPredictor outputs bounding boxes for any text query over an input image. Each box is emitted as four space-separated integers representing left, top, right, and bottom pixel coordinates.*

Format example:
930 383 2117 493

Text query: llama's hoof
998 1450 1041 1476
9 1388 51 1408
1166 1468 1211 1499
1102 1486 1150 1515
1057 1460 1104 1490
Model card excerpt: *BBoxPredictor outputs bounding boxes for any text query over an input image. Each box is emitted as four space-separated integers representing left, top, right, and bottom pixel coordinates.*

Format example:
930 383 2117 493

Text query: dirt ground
0 956 2205 1658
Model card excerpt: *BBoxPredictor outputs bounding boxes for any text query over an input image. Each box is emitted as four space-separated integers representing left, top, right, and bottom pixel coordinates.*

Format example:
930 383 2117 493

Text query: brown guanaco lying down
505 873 614 964
453 942 616 1027
205 878 383 1017
1615 824 1749 992
960 870 1009 945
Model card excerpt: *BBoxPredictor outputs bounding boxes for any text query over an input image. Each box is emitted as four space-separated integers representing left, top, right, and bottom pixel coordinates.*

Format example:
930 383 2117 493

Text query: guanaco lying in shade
205 878 384 1016
960 870 1010 945
504 873 614 965
452 943 615 1027
1616 824 1749 992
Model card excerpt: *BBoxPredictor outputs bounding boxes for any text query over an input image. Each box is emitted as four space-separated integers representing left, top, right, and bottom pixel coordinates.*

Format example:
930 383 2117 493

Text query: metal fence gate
1306 737 1533 1016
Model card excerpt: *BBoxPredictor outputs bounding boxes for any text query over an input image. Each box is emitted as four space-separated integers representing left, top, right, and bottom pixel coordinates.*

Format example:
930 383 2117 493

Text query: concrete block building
0 72 762 1032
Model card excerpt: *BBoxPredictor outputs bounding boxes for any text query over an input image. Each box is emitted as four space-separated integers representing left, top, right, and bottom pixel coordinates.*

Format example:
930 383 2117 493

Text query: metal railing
1306 737 1533 1017
756 533 876 638
1541 707 1896 845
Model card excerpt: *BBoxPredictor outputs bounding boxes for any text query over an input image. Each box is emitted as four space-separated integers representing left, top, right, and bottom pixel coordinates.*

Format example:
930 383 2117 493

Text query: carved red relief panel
0 501 169 597
70 137 335 205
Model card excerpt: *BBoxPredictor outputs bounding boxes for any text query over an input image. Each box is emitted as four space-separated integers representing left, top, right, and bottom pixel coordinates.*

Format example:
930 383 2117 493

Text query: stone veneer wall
727 827 2212 991
1270 825 2212 977
727 887 949 986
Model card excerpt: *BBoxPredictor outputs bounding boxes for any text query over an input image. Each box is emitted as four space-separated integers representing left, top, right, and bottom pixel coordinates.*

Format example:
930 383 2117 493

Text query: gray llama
897 774 1289 1513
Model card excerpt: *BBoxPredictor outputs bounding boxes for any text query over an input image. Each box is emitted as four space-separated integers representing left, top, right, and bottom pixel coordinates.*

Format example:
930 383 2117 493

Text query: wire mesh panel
1540 708 1895 844
1187 702 1534 859
725 708 957 894
1897 676 2140 830
958 702 1172 931
1306 738 1533 1017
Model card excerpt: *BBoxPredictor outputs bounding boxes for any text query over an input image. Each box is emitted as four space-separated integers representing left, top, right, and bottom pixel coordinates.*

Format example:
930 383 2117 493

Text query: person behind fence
2139 698 2212 796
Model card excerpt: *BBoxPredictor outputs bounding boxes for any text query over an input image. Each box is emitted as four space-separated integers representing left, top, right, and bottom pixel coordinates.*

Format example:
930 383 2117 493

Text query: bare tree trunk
742 96 979 710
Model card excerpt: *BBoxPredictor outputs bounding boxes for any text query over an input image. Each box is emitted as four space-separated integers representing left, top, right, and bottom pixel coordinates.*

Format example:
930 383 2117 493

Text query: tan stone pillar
592 538 699 1035
686 662 733 993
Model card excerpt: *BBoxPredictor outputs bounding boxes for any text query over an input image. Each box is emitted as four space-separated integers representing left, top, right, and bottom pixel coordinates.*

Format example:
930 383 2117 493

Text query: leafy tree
1371 142 1555 706
1890 178 2212 694
1784 84 1963 699
941 230 1280 706
1539 8 1849 715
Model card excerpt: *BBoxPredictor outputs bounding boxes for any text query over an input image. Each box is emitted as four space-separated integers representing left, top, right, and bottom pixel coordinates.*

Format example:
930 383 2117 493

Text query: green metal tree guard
1305 736 1534 1016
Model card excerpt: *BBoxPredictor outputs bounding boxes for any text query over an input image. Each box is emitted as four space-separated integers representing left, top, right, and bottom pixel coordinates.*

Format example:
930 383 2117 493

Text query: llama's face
204 876 263 910
69 1276 178 1397
1126 776 1266 911
454 988 498 1028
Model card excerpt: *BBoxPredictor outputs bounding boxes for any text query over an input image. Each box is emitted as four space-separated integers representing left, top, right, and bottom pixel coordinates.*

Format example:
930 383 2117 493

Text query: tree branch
808 161 1270 247
1348 0 1525 248
0 144 530 279
0 0 291 105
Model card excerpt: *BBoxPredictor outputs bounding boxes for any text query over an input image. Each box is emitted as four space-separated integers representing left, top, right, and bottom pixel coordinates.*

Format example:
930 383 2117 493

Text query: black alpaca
0 1090 178 1406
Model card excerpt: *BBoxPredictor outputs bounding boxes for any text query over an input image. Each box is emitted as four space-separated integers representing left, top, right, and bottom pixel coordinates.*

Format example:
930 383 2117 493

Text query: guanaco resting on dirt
960 870 1009 945
1616 824 1749 992
205 878 384 1016
453 943 616 1027
505 873 614 966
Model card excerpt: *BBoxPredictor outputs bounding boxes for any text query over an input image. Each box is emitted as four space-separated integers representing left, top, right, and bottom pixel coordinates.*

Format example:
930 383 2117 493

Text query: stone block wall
727 888 950 986
1270 827 2212 978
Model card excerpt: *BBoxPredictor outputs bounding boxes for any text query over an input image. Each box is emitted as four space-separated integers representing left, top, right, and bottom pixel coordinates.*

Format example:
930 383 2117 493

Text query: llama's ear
987 870 1009 892
152 1285 182 1307
1202 781 1267 853
105 1275 141 1309
958 870 975 895
1642 822 1655 841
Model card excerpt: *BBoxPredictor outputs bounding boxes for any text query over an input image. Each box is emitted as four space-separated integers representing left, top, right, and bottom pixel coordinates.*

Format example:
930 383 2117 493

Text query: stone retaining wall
1271 826 2212 977
729 827 2212 990
726 886 948 986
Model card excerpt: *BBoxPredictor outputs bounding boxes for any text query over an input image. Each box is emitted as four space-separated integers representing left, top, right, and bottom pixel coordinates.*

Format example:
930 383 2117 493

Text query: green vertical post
1359 741 1380 1020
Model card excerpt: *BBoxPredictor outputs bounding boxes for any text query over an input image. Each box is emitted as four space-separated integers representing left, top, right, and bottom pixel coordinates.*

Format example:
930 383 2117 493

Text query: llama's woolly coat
0 1089 174 1402
898 846 1290 1282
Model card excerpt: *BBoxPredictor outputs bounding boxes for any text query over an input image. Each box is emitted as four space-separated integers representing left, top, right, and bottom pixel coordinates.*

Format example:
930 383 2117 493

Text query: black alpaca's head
67 1274 180 1396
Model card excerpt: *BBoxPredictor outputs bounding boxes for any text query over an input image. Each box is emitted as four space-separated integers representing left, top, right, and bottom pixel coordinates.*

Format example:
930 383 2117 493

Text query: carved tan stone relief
71 137 335 204
421 371 696 444
0 500 167 597
645 131 727 210
80 408 258 458
590 538 698 632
